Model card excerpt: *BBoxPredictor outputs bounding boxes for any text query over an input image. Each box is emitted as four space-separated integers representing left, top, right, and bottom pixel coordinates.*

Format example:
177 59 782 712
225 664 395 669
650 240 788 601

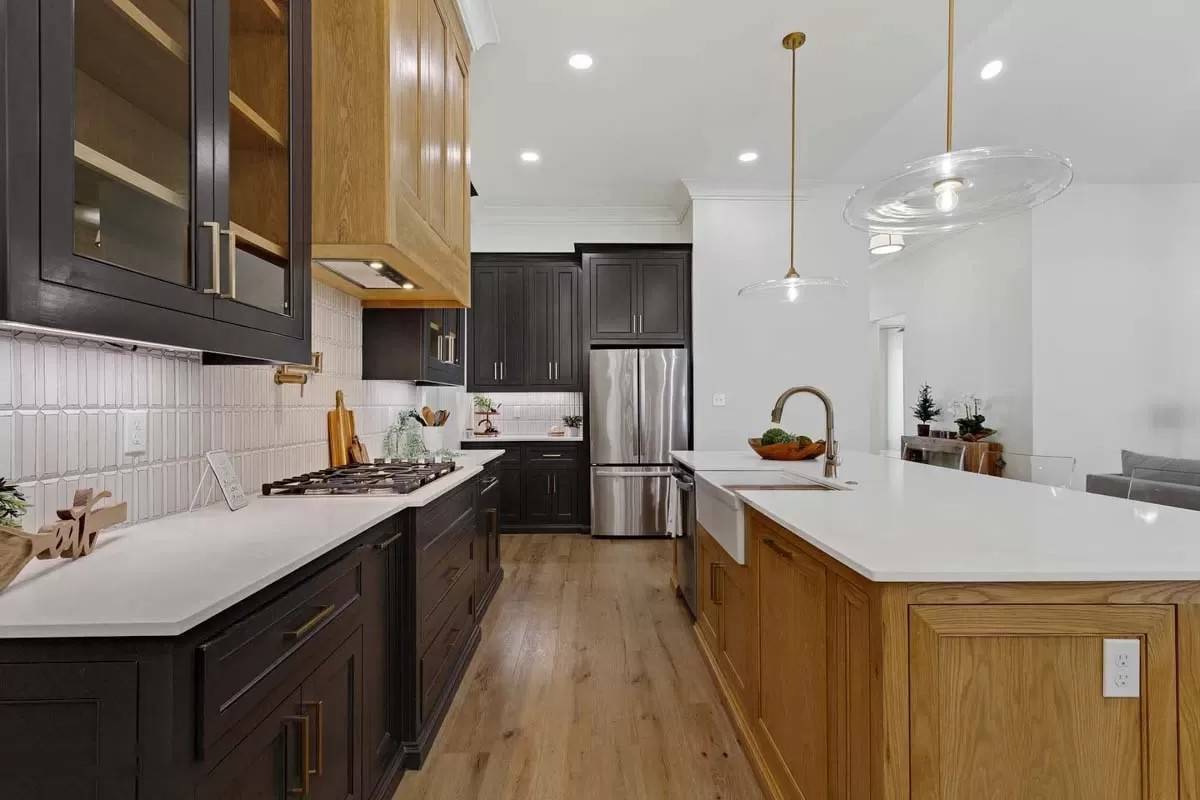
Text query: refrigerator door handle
592 468 675 478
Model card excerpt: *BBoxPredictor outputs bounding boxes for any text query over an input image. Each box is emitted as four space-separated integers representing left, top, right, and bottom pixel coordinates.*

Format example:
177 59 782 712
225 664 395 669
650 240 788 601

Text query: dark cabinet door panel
469 267 502 387
197 688 304 800
498 266 526 385
0 661 138 800
498 463 525 527
525 265 554 387
552 266 581 387
303 630 363 800
589 256 638 339
637 256 688 342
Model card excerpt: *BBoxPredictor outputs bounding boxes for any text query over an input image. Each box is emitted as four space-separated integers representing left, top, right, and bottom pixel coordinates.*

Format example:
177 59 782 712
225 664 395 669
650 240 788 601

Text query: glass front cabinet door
4 0 311 362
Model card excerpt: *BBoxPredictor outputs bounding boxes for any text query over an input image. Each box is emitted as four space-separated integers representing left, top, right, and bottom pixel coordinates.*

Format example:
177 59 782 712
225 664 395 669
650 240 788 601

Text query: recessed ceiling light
980 59 1004 80
568 53 593 70
520 151 541 163
368 261 384 270
738 151 759 163
401 281 415 290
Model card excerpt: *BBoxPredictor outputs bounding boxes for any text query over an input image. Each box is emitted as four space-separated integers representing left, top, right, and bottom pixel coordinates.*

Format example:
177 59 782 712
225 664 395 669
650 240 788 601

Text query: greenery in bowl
0 478 28 527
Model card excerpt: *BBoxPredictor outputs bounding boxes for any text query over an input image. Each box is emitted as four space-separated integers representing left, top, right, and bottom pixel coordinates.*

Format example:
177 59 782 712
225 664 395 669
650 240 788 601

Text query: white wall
691 186 873 451
1032 184 1200 479
868 213 1035 456
471 207 692 252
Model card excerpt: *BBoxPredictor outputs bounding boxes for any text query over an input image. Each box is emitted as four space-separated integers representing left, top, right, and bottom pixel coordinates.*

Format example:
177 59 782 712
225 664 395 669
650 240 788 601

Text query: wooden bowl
748 438 827 461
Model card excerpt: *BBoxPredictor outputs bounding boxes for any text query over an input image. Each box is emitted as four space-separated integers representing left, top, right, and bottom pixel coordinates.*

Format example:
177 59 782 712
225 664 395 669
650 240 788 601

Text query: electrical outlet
1103 638 1140 698
712 393 727 407
123 410 148 455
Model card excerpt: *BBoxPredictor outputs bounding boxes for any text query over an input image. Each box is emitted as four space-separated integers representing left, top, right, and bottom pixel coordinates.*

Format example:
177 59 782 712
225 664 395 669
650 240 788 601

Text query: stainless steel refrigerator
590 348 690 537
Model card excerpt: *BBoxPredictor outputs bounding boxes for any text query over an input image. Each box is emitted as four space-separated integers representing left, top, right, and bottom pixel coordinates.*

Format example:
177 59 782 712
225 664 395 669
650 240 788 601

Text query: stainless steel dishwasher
673 464 697 617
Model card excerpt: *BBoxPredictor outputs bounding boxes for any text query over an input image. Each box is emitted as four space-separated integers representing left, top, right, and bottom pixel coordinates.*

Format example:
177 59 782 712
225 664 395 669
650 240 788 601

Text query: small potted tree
912 384 941 437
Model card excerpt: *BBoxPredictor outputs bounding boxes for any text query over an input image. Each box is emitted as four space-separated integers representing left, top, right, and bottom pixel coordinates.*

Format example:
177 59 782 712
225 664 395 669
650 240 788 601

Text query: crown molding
682 179 819 201
473 203 691 227
455 0 499 51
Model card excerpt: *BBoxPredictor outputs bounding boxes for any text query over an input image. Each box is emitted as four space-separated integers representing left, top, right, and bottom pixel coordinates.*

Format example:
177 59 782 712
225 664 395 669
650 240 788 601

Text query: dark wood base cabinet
461 441 588 532
0 472 500 800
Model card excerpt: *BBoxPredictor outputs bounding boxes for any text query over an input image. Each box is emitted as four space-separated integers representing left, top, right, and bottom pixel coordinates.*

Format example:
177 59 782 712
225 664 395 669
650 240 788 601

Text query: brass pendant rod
789 43 797 273
945 0 956 152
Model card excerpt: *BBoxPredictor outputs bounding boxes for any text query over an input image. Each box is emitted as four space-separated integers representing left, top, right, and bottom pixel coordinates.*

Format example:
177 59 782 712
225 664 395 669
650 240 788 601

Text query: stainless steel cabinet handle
447 332 456 363
554 361 559 380
436 335 444 363
201 222 221 295
221 227 238 299
493 362 498 380
500 361 505 380
542 453 562 458
548 361 552 380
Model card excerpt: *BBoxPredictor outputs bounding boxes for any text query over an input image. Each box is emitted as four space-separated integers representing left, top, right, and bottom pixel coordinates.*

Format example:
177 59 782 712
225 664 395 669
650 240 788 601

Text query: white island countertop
0 450 506 638
675 449 1200 583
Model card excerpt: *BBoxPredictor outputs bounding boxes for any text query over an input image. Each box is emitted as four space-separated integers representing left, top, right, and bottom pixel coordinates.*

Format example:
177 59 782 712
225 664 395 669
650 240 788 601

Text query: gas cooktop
262 460 457 497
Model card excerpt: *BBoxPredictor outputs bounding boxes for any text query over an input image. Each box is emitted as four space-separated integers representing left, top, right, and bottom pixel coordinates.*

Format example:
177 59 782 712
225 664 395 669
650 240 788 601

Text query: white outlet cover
712 393 727 407
1103 638 1141 698
123 409 148 455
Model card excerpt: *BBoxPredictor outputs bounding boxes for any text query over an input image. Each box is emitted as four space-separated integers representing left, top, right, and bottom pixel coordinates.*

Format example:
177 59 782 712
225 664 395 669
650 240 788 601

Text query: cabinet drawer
418 505 474 581
415 480 474 551
525 444 580 465
419 525 475 646
419 587 475 721
197 554 362 751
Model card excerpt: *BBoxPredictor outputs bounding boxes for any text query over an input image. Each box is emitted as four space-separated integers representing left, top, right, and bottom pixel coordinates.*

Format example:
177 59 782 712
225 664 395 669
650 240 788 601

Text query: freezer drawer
591 467 673 537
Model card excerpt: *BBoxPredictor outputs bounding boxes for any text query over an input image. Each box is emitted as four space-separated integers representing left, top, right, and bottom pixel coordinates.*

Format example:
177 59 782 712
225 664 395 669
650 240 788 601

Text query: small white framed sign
189 450 248 512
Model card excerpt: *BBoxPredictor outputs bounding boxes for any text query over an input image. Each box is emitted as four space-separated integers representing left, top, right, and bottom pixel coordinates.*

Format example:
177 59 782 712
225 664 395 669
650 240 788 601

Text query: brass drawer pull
302 700 325 776
374 530 404 550
764 538 794 560
284 714 311 796
284 604 336 640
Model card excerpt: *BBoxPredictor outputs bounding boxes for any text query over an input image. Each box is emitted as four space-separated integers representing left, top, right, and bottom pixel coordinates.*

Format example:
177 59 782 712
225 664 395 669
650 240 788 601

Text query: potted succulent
563 415 583 433
912 384 942 437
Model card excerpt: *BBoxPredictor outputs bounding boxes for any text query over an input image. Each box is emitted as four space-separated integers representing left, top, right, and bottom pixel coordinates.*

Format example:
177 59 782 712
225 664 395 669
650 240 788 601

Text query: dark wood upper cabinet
468 256 581 392
525 262 580 388
588 256 638 340
636 256 688 342
362 307 464 385
470 264 526 387
585 251 689 345
1 0 311 363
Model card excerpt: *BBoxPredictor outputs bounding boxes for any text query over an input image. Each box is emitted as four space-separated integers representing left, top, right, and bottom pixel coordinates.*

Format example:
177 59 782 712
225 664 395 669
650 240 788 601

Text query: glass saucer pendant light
739 33 848 303
843 0 1073 234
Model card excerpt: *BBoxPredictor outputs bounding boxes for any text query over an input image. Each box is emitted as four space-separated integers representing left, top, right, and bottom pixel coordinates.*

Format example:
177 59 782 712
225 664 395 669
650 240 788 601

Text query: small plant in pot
952 395 995 441
0 479 28 528
563 415 583 431
912 384 942 437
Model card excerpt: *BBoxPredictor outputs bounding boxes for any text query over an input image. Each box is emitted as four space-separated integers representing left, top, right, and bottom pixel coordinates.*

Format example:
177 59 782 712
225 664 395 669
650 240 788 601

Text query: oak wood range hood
312 0 472 308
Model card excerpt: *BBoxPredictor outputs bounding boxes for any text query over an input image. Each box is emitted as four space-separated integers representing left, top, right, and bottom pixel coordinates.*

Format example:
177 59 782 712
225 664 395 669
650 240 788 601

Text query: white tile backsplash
469 391 584 436
0 282 422 530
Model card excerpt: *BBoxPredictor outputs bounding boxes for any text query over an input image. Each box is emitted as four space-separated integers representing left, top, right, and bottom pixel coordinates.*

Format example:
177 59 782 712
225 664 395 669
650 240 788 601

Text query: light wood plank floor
392 533 764 800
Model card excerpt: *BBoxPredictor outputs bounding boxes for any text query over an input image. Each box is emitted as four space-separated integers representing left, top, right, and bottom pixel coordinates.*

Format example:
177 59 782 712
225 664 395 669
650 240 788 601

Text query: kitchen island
676 450 1200 800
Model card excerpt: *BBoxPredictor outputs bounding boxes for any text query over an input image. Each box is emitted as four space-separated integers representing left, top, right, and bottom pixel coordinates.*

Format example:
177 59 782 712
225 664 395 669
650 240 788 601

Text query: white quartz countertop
677 449 1200 583
463 433 583 442
671 450 800 472
0 450 506 638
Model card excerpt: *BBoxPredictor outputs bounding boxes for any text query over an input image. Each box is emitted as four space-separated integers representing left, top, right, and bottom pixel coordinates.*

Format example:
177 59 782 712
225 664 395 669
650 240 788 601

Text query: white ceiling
469 0 1200 214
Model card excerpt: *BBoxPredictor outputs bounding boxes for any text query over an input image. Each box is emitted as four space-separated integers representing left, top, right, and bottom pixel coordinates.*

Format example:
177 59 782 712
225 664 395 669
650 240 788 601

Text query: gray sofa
1086 450 1200 511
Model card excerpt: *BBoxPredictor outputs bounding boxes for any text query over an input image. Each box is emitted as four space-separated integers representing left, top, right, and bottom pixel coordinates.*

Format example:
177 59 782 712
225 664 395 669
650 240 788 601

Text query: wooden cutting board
328 389 357 467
